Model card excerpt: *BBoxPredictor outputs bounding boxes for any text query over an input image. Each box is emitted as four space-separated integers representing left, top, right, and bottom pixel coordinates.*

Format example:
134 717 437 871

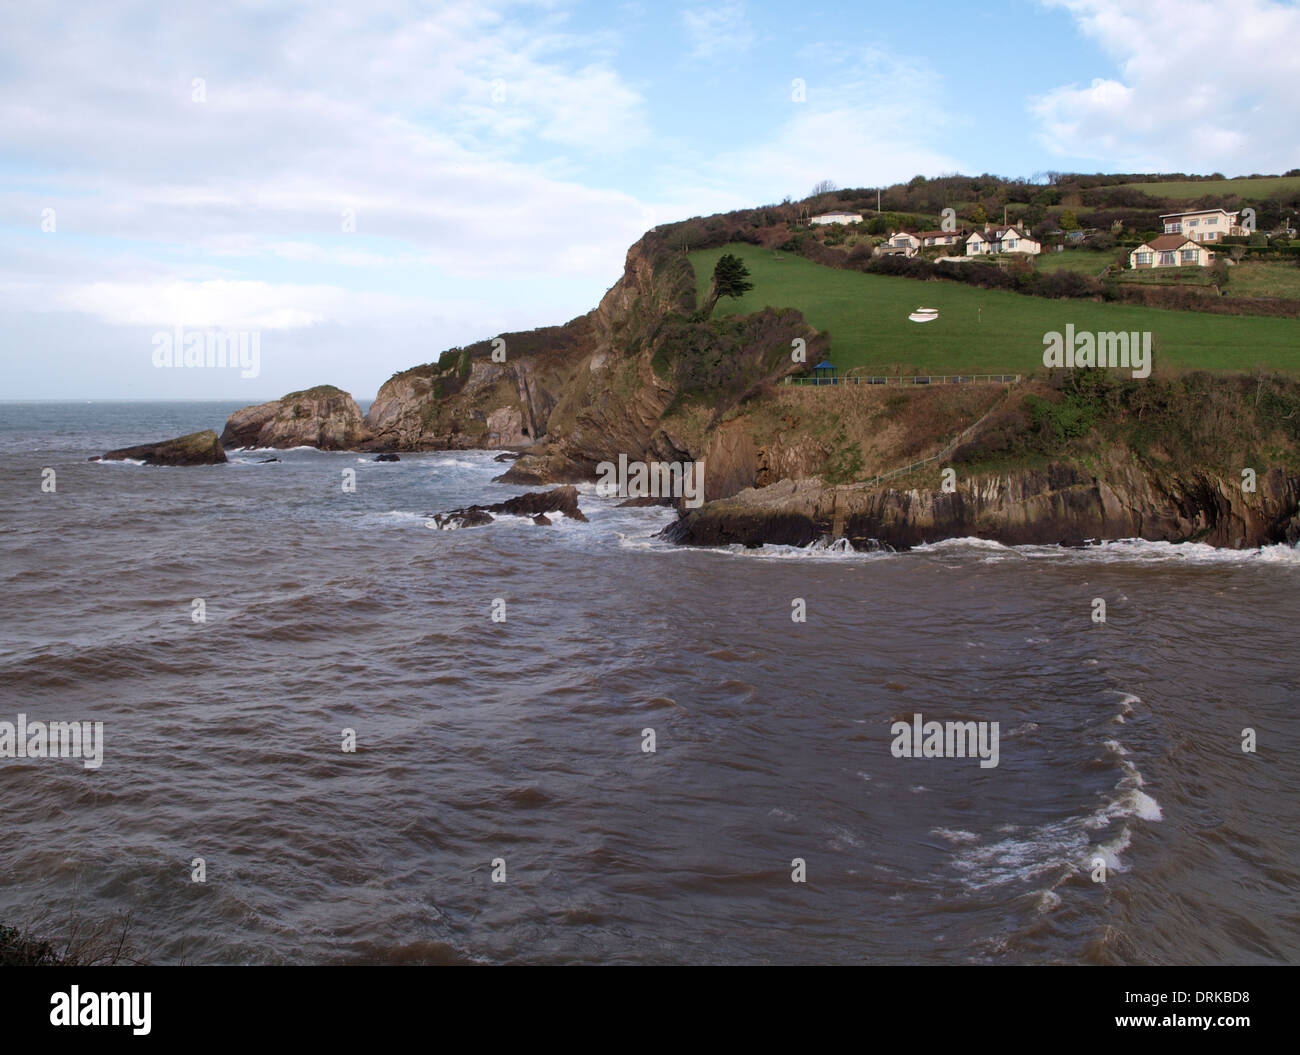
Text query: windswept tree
702 253 754 317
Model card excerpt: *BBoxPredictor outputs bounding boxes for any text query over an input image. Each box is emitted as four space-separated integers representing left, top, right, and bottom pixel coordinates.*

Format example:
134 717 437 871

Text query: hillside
690 243 1300 375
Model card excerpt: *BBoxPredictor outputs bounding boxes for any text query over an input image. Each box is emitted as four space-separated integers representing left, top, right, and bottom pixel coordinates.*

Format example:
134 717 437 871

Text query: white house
1160 209 1242 242
918 228 964 248
1129 234 1214 269
810 211 863 225
877 231 920 257
966 223 1041 256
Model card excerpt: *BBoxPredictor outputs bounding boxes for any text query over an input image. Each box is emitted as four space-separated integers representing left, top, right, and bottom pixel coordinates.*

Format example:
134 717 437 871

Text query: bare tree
809 179 838 197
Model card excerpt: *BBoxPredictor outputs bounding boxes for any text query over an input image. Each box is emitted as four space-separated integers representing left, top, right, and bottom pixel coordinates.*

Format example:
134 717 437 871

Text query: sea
1 400 1297 965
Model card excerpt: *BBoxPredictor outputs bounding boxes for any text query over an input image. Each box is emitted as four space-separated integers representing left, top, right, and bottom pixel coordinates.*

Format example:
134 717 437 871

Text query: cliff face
661 459 1300 550
361 322 590 452
358 231 824 486
220 386 369 450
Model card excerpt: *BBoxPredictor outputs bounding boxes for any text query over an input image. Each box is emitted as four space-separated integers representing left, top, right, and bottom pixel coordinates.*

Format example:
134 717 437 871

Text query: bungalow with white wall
877 231 921 257
1160 209 1242 242
810 211 863 225
1129 234 1215 269
918 228 965 248
966 223 1041 256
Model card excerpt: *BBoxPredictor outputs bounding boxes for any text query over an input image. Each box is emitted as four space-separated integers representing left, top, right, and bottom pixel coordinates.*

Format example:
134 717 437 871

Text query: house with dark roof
917 228 966 248
966 222 1041 256
1128 234 1215 269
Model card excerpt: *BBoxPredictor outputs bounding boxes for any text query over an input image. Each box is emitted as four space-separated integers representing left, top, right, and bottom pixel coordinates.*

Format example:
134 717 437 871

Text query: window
1136 251 1153 265
1204 231 1216 239
1181 249 1199 263
1159 251 1176 266
1005 238 1017 249
1166 223 1181 233
1187 218 1198 226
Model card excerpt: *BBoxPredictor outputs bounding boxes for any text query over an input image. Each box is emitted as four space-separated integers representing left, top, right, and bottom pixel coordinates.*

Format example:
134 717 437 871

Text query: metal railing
786 373 1021 386
860 388 1015 489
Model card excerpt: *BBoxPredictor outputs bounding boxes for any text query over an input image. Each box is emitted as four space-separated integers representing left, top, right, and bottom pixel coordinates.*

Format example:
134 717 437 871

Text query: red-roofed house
1129 234 1215 269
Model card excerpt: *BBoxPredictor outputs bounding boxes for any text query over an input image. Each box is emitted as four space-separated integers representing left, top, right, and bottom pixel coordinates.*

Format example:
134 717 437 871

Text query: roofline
1158 209 1236 219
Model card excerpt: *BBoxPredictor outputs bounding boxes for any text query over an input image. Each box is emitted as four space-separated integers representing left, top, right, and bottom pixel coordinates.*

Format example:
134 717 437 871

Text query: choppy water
1 401 1297 964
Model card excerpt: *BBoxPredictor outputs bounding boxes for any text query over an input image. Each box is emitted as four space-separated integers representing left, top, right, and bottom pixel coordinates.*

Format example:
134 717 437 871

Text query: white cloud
681 2 757 60
1033 0 1300 172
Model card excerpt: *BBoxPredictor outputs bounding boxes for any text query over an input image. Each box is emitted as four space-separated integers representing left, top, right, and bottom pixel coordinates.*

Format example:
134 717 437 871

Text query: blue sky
2 0 1297 400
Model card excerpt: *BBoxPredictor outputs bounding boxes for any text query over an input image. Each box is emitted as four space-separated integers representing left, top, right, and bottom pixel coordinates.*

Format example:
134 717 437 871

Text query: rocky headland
206 209 1300 550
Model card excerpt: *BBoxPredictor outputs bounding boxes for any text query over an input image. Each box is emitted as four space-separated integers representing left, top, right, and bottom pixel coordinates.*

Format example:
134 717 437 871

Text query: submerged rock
98 430 227 466
374 453 400 462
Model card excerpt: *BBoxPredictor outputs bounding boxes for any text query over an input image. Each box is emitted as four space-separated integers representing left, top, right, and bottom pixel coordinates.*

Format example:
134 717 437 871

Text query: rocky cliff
661 459 1300 550
354 230 826 488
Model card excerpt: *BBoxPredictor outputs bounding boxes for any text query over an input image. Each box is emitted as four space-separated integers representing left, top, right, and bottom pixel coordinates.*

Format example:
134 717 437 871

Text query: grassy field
1226 259 1300 298
1034 248 1114 275
690 244 1300 375
1111 176 1300 200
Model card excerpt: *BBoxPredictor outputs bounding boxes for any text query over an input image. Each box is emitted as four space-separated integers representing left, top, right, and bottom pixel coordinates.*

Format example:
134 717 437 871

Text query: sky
2 0 1298 400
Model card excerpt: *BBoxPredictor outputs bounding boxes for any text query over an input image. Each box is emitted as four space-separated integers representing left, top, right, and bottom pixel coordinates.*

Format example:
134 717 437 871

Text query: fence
785 373 1021 386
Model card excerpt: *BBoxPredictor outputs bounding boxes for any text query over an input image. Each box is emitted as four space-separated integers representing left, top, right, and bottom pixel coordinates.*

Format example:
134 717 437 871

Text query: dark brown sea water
2 401 1297 964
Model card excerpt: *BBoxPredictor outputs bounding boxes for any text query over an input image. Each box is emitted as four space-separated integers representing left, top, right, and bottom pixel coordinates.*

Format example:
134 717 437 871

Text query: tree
971 204 987 225
809 179 838 197
1060 210 1080 231
702 254 753 317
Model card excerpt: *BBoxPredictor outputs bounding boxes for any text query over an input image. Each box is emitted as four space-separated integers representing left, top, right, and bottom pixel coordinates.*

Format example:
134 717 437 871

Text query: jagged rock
220 385 370 449
258 457 281 463
493 452 520 463
532 514 552 526
430 486 588 530
616 495 676 507
495 485 588 521
433 509 495 530
97 430 226 466
374 453 400 462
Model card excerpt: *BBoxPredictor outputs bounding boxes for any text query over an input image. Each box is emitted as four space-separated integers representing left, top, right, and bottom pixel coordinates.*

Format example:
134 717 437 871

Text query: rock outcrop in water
661 460 1300 550
98 430 227 466
431 485 589 529
220 386 369 449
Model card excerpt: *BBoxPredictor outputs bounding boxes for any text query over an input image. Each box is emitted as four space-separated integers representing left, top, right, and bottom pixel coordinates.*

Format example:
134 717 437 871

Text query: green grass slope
689 244 1300 375
1110 176 1300 200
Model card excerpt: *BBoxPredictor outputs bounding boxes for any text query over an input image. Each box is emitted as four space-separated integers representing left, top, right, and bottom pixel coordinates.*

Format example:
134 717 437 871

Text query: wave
947 691 1160 897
